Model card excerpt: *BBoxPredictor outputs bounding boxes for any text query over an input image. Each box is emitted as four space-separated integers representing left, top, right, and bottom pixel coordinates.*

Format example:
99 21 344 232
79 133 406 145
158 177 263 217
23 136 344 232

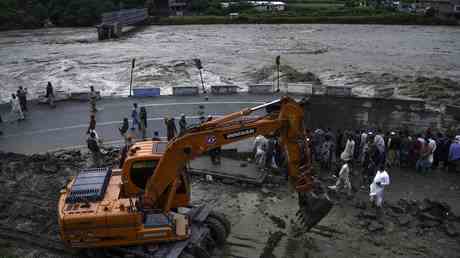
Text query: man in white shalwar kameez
370 165 390 219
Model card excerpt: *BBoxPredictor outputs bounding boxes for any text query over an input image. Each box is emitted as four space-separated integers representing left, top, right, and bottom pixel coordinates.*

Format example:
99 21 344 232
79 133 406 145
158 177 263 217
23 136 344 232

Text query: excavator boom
143 96 332 228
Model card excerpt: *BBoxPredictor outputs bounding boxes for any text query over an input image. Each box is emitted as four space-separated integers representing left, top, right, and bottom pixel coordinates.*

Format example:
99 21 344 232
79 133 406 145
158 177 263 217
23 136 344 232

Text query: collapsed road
1 145 460 258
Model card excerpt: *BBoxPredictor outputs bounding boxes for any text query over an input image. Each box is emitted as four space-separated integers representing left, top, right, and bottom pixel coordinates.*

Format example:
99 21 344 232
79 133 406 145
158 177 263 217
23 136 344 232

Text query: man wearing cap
448 136 460 173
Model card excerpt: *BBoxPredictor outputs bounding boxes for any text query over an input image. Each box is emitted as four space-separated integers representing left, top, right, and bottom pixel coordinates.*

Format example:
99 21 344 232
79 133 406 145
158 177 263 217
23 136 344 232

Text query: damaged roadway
1 148 460 258
0 95 460 258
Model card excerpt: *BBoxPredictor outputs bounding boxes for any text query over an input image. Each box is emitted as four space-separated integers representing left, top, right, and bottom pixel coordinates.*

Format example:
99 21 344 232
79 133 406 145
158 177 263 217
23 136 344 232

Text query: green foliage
0 0 143 29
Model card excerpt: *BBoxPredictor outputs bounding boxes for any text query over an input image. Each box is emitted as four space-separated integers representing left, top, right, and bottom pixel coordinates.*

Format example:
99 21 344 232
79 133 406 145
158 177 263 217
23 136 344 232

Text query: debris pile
356 198 460 237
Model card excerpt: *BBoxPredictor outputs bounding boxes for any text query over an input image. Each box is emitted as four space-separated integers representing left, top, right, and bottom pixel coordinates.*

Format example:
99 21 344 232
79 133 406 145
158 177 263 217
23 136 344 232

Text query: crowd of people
309 127 460 219
311 128 460 176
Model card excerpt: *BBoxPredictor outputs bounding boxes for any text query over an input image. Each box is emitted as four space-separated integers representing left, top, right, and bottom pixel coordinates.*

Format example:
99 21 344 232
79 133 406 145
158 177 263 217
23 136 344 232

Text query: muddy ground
0 150 459 258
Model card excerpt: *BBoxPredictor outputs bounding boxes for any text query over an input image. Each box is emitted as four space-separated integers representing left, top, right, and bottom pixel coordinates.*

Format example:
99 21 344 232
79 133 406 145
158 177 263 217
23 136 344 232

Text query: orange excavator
58 96 332 258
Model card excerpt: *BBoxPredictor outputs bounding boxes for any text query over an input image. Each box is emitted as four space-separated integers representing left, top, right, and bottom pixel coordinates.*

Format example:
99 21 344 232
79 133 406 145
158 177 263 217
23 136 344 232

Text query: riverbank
151 14 458 26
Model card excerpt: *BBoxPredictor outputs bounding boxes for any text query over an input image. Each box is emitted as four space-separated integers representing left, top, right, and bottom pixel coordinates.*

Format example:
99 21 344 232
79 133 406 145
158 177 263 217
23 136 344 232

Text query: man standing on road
139 107 147 139
87 132 102 167
46 82 55 108
370 165 390 220
131 103 140 131
10 93 24 121
119 118 129 144
89 86 98 113
18 86 27 112
87 114 97 136
165 117 177 141
179 114 187 134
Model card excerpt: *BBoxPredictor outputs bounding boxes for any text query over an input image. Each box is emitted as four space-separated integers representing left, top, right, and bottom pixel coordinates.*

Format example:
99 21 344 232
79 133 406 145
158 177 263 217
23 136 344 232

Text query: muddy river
0 24 460 102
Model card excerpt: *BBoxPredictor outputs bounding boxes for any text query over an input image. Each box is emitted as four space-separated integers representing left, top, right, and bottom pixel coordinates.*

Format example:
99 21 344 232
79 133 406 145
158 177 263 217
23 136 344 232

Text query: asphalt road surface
0 93 288 154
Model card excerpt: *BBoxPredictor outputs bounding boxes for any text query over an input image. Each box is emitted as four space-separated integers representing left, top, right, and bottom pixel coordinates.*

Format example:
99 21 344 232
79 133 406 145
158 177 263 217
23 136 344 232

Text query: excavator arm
144 96 332 229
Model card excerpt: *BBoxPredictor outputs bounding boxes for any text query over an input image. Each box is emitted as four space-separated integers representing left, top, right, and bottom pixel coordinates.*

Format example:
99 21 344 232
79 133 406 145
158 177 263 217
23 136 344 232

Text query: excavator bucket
297 191 333 230
295 174 333 230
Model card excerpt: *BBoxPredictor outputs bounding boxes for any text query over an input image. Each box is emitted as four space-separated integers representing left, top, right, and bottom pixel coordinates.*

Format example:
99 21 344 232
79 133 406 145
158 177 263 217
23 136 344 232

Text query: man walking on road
139 107 148 139
119 118 129 144
165 117 177 141
179 114 187 134
131 103 140 131
9 93 24 121
89 86 98 113
46 82 55 108
87 132 102 167
18 86 27 112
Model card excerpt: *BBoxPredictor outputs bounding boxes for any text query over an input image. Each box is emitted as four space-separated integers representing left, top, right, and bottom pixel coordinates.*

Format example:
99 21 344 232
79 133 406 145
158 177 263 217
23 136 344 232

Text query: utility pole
129 58 135 97
275 55 280 92
194 58 206 93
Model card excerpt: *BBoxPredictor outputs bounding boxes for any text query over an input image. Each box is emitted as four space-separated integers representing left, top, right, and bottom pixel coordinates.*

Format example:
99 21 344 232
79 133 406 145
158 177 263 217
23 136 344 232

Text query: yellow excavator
58 96 332 257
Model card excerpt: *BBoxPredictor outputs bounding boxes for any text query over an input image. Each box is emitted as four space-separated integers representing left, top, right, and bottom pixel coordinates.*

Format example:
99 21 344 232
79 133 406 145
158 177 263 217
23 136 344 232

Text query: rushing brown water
0 24 459 102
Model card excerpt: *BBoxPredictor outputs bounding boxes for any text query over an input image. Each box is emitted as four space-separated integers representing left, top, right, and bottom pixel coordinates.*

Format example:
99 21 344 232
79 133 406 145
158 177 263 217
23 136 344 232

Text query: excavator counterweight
58 96 332 258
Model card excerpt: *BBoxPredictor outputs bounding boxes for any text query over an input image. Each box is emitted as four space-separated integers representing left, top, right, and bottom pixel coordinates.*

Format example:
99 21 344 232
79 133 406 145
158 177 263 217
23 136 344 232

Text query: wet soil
0 150 459 258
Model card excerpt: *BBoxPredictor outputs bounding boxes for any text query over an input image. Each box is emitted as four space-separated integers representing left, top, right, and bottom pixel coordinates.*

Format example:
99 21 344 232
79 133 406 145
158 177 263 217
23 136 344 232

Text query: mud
1 150 460 258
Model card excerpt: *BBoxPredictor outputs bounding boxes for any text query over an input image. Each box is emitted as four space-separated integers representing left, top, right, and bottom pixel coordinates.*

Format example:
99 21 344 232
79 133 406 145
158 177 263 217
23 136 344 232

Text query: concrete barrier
285 83 313 95
326 86 352 97
173 86 199 96
38 90 71 103
70 91 102 101
133 87 161 97
248 84 272 94
211 85 238 95
375 86 396 98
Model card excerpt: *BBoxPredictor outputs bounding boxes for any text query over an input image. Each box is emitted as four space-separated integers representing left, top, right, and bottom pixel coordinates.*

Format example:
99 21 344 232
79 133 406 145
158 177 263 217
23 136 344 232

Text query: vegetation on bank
0 0 144 29
0 0 457 30
152 14 456 26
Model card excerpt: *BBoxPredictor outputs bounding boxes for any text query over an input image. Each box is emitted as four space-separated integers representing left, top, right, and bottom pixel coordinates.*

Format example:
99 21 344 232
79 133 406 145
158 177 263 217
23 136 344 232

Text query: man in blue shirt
448 135 460 173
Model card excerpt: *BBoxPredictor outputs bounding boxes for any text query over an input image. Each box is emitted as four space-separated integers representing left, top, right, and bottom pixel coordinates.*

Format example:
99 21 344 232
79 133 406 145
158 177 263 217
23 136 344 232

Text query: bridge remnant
97 8 148 40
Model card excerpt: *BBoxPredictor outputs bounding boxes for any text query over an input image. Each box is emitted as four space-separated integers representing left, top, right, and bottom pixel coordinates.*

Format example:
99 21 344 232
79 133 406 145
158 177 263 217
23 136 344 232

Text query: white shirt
370 170 390 196
254 135 267 152
427 138 437 163
340 139 355 161
339 163 350 179
374 134 385 153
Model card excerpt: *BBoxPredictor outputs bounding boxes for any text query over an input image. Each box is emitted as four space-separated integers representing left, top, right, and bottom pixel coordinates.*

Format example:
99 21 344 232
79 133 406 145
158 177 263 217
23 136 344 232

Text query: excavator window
130 160 159 190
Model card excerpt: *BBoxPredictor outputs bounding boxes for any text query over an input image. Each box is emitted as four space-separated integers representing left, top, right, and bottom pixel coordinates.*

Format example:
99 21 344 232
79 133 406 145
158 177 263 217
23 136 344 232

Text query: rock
398 215 411 226
261 188 270 194
388 204 405 214
222 179 236 184
360 211 377 220
419 220 440 228
269 215 286 229
444 223 459 237
41 163 58 174
354 200 367 210
368 221 384 232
